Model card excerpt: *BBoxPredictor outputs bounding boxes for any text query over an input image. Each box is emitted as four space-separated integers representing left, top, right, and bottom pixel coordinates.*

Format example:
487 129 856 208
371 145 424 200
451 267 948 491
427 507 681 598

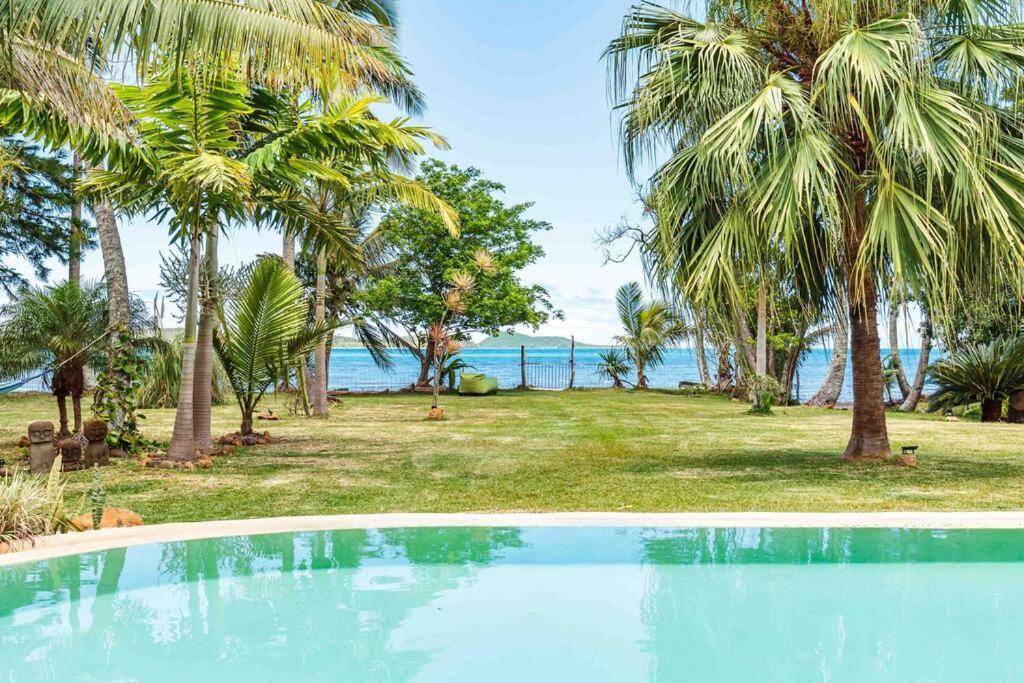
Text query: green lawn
1 389 1022 524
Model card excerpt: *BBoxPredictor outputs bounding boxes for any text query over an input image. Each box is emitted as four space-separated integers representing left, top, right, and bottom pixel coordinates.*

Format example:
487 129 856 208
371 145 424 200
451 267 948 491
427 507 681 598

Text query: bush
138 341 229 409
0 459 73 549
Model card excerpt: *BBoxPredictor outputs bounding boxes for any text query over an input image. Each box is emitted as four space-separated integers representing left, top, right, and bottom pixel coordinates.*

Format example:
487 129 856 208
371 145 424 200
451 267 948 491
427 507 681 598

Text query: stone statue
57 438 82 473
83 420 110 468
27 421 55 474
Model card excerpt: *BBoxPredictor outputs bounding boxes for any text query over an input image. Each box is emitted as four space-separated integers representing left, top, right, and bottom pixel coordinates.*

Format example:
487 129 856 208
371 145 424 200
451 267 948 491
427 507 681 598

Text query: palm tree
214 258 334 436
0 281 107 437
597 349 631 389
255 92 458 417
614 282 686 389
0 0 420 136
927 338 1024 422
607 1 1024 460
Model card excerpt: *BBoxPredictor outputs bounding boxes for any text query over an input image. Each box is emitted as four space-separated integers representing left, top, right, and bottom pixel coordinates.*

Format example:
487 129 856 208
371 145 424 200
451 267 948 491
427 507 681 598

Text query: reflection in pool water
2 527 1023 681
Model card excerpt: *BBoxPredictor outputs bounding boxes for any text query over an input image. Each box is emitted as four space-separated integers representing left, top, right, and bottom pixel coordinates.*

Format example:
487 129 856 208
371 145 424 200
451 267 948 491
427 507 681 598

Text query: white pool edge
4 511 1024 566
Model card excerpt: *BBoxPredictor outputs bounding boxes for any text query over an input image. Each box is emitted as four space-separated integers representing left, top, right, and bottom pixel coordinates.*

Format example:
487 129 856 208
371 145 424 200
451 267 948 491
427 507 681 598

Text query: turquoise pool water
2 527 1023 681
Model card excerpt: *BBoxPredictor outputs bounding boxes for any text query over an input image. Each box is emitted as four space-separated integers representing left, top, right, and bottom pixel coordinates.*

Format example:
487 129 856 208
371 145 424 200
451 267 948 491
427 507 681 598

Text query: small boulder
109 448 130 459
257 410 279 421
18 435 30 448
195 455 213 469
72 507 143 531
427 407 445 421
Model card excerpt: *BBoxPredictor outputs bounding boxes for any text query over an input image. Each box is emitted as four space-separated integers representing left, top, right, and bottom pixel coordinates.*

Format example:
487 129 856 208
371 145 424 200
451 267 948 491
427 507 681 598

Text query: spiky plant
927 338 1024 421
597 349 632 389
0 458 72 549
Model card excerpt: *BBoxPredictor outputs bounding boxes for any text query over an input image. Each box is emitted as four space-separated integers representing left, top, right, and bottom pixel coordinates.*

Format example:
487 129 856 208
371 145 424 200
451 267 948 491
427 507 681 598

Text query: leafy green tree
0 140 74 294
608 0 1024 460
614 282 686 389
597 349 631 389
214 258 334 436
361 161 559 385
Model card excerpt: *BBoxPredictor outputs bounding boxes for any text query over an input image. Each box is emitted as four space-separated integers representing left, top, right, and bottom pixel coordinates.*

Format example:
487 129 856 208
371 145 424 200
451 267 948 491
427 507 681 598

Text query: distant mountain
475 332 599 349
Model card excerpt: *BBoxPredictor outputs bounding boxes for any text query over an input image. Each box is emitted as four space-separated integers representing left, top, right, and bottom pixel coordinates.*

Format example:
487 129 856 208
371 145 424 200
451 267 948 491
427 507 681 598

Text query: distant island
475 332 599 349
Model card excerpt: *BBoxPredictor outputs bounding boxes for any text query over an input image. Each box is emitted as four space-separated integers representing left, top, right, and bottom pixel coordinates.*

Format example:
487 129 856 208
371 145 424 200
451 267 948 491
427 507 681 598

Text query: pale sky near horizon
6 0 920 346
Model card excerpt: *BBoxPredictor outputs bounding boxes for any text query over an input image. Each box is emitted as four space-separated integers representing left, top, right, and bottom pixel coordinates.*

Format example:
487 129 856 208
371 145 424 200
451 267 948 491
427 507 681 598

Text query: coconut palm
0 281 107 436
614 282 686 389
607 0 1024 459
0 0 420 137
927 338 1024 422
214 258 335 436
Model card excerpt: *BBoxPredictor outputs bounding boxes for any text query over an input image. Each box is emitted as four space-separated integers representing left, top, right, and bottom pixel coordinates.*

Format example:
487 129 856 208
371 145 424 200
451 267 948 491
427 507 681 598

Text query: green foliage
0 280 107 393
0 139 76 295
927 338 1024 418
597 349 631 389
138 340 230 410
360 161 559 350
614 282 687 388
89 465 106 531
214 258 335 434
92 332 160 452
0 458 72 548
747 373 782 416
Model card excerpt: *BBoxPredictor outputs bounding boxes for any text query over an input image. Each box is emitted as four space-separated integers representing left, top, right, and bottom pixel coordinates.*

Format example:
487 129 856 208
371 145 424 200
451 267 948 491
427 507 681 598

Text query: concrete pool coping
4 511 1024 566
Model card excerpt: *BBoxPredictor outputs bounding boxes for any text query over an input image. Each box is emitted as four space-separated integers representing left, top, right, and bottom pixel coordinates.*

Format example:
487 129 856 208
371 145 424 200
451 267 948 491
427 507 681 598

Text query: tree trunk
806 299 849 408
694 315 712 386
55 393 70 438
69 154 83 285
72 392 83 434
240 411 254 436
899 312 932 413
192 229 218 453
716 343 732 391
1007 391 1024 424
312 248 329 417
888 297 911 400
755 279 768 375
282 233 295 271
843 276 892 461
166 226 203 461
417 339 435 386
981 399 1003 423
637 359 647 389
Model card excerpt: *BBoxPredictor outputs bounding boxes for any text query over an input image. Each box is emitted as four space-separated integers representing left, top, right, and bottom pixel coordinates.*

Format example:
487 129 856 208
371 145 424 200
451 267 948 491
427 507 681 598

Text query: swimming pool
2 526 1023 681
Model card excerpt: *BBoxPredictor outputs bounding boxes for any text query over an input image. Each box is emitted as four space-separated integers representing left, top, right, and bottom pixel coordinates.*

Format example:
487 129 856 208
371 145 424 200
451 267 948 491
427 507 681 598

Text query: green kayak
458 372 499 396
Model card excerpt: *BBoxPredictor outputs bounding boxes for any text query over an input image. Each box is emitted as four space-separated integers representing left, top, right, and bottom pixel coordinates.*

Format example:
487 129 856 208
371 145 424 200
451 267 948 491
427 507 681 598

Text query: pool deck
3 511 1024 566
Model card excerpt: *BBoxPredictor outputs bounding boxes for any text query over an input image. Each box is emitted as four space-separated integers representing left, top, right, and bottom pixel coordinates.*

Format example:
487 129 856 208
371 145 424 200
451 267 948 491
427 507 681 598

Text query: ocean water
11 346 933 403
327 346 934 403
3 526 1023 681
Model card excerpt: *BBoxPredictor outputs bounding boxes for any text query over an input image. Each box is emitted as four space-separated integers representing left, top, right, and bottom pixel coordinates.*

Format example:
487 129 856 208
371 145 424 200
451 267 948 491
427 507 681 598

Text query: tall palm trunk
888 297 910 400
636 358 647 389
755 278 768 375
694 315 712 386
312 248 329 417
806 298 849 407
282 233 295 270
92 199 131 332
69 154 83 285
899 311 932 413
56 393 70 438
192 229 218 451
167 226 203 461
843 211 892 461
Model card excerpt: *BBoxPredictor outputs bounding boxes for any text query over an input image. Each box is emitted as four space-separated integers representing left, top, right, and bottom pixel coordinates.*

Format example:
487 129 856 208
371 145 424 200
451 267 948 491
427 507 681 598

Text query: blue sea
326 346 933 403
12 347 932 403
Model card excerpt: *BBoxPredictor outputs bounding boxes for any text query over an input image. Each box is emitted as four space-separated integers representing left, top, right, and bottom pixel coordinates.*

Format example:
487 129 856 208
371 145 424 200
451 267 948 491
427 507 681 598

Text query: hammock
0 370 49 394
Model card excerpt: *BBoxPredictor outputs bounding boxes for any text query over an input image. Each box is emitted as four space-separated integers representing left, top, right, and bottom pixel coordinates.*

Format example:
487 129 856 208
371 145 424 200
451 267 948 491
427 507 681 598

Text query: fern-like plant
214 258 335 435
0 458 72 549
927 338 1024 422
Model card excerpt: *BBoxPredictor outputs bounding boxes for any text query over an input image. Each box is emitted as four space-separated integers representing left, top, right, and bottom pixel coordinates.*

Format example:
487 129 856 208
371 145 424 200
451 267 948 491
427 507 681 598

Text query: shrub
0 459 73 549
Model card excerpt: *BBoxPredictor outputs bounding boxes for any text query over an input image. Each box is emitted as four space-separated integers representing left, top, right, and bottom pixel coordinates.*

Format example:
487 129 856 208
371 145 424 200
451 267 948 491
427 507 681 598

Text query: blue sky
20 0 642 344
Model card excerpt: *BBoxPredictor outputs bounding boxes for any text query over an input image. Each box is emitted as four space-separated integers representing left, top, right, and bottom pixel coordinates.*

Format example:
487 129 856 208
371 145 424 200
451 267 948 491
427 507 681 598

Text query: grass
1 389 1023 524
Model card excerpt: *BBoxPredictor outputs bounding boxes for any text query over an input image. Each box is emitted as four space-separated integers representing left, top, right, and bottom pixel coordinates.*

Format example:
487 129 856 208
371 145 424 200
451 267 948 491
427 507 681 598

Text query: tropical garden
1 0 1024 545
